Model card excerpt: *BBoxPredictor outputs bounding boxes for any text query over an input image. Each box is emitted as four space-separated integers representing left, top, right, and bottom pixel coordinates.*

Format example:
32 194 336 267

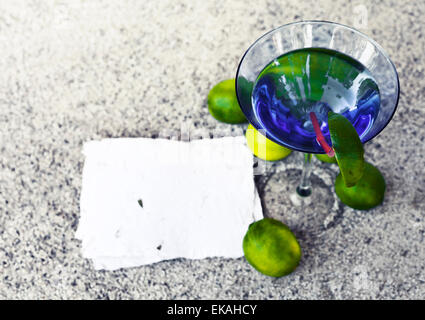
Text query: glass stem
296 153 312 197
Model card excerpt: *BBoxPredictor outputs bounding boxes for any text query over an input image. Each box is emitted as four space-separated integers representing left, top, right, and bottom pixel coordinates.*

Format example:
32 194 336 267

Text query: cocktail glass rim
235 20 400 154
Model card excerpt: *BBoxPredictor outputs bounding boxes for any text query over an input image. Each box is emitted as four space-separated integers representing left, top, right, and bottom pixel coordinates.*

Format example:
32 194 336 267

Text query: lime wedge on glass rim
328 112 365 187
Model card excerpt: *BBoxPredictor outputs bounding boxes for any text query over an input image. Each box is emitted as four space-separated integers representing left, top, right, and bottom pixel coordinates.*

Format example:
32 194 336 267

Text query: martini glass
236 21 399 199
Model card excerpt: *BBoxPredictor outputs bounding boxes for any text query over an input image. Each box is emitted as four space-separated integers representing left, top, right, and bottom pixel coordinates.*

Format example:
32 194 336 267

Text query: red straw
309 112 335 157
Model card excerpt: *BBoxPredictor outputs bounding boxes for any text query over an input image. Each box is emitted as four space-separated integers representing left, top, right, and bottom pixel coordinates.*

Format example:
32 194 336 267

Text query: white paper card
76 137 263 270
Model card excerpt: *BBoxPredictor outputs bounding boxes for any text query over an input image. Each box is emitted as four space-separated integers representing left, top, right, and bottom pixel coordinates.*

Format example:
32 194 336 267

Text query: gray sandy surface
0 0 424 299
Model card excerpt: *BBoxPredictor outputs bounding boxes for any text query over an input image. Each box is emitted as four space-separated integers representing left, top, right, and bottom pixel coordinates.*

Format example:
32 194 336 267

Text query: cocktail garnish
335 162 385 209
309 112 335 157
328 112 365 187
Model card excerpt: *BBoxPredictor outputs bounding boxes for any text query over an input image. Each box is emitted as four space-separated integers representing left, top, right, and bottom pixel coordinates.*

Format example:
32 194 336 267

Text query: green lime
207 79 247 124
315 153 337 164
335 162 386 210
245 124 291 161
243 218 301 277
328 112 365 187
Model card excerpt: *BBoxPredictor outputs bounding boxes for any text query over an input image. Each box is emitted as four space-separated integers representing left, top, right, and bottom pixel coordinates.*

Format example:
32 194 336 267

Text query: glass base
256 154 342 236
296 185 312 197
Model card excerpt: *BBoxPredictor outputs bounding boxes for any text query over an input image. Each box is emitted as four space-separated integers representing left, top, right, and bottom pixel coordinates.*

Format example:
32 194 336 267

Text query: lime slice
207 79 247 124
245 124 291 161
243 218 301 277
315 153 337 164
335 162 386 210
328 112 365 187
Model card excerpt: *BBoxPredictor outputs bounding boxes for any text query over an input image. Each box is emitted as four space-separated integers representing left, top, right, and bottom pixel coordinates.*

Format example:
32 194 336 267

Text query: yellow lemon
245 124 291 161
335 162 386 210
